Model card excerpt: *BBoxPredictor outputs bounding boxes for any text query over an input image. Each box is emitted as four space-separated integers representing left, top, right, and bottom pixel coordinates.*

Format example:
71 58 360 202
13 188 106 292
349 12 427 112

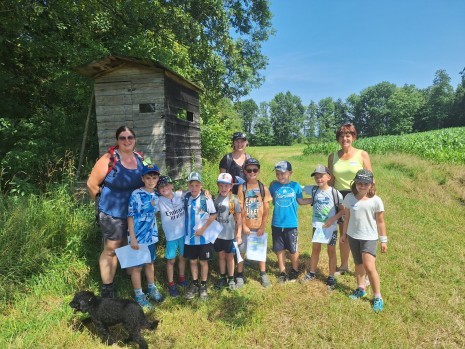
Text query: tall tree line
236 68 465 145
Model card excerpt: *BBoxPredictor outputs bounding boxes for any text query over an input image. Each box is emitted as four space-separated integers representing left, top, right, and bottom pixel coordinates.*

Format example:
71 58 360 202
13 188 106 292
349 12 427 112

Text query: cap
217 173 233 184
243 157 260 169
157 175 172 188
275 160 292 172
187 171 202 183
141 164 160 176
232 132 247 141
311 164 330 177
353 169 374 184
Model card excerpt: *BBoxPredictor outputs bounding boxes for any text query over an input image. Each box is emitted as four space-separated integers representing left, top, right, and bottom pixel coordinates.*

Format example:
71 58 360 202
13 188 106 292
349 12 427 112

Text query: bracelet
379 236 388 243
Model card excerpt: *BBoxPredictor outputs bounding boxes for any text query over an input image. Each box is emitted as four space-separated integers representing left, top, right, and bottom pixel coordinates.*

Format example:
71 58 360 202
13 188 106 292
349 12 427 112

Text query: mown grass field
1 142 465 348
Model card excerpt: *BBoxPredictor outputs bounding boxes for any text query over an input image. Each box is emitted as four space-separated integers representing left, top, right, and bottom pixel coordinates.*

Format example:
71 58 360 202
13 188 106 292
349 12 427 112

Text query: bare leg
190 259 199 280
290 251 299 271
338 221 350 270
130 266 143 289
362 253 381 296
99 239 124 284
327 245 337 276
167 258 175 283
276 250 286 273
310 243 321 272
226 252 235 277
144 262 155 284
199 260 209 282
218 251 226 274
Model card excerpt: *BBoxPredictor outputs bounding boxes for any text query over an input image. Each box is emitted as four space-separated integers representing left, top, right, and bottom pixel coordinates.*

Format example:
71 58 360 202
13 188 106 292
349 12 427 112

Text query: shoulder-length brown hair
336 123 357 141
350 181 376 198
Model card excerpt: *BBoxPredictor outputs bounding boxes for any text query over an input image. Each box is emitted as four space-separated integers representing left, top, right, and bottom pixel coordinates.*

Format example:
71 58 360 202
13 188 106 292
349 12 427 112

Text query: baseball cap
243 157 260 169
217 173 233 184
311 164 330 177
156 175 172 188
275 161 292 172
232 132 247 141
187 171 202 183
141 164 160 176
353 169 374 184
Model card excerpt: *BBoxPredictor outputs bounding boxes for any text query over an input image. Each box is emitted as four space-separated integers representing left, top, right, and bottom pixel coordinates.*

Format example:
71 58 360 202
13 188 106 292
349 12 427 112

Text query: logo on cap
311 164 330 177
187 171 202 183
217 173 233 184
275 161 292 172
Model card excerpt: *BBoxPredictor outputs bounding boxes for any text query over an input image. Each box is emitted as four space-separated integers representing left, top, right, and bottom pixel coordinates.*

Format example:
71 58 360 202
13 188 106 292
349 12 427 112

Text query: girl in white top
340 169 387 312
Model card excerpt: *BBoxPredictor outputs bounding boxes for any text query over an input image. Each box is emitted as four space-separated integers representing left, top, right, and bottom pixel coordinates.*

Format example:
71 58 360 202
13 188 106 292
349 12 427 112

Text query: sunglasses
118 135 135 141
245 168 259 173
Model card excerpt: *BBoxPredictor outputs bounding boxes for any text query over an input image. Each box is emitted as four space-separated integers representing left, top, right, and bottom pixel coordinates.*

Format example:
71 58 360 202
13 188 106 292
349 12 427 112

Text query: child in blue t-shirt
269 161 311 283
127 164 164 309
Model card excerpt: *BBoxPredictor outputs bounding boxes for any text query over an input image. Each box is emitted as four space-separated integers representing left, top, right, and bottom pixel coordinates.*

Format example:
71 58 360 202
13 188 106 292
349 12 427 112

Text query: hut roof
74 55 202 92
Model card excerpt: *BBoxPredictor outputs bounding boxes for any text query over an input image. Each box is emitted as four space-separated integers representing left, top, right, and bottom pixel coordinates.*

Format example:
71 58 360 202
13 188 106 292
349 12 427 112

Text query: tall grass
304 127 465 164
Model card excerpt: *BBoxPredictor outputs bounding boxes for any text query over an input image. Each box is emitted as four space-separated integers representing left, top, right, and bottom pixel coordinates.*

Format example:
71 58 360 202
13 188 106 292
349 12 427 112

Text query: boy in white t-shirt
156 175 189 297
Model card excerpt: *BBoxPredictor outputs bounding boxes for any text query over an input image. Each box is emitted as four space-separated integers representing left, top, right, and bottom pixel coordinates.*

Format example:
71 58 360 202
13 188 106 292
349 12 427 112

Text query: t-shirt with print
303 185 343 229
158 190 185 241
184 193 217 246
269 181 303 228
343 193 384 241
127 188 159 244
214 193 242 240
237 182 272 230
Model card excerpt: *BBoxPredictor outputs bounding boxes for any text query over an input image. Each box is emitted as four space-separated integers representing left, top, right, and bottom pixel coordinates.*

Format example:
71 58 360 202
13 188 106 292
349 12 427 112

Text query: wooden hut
74 55 202 179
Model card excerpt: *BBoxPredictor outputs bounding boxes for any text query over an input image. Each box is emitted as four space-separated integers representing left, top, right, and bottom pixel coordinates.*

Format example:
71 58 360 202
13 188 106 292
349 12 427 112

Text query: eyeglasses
245 168 259 173
118 135 135 141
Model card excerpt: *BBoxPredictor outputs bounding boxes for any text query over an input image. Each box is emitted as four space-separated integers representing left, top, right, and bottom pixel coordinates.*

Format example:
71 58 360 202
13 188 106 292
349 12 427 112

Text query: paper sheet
312 222 336 244
233 241 243 263
193 218 223 243
115 244 151 269
246 232 268 262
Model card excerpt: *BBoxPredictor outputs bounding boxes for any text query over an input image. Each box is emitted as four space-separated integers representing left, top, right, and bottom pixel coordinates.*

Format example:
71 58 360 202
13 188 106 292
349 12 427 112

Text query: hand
257 227 265 236
236 236 242 245
323 220 333 228
203 190 212 199
195 229 204 236
130 241 139 250
339 234 346 244
381 242 388 253
243 227 251 236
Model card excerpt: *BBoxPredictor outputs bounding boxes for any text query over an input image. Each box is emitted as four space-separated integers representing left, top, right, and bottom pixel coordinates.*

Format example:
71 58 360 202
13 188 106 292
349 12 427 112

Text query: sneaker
288 269 299 282
134 294 152 309
235 276 245 289
334 267 350 276
199 285 208 300
302 273 315 282
168 284 180 298
100 284 116 299
278 273 288 284
260 274 272 288
228 278 236 291
373 297 384 312
185 284 199 300
214 278 228 290
326 277 336 290
147 286 164 302
349 287 367 299
177 279 190 288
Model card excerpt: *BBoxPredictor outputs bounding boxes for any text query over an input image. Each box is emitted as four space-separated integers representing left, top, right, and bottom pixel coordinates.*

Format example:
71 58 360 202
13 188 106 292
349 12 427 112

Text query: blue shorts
134 243 156 268
272 226 298 254
166 236 185 259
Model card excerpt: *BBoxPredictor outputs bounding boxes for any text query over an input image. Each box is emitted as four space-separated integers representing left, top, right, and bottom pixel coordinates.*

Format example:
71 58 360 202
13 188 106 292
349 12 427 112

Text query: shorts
183 243 213 261
134 243 156 268
166 236 185 259
272 226 298 254
98 211 128 241
213 238 234 253
312 227 338 246
348 235 377 265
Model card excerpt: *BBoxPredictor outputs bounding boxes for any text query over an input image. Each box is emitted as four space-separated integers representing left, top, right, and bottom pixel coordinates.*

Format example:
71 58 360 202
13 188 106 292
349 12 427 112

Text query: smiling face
142 173 159 191
187 180 202 197
338 132 354 148
244 165 260 181
354 181 372 195
117 129 136 152
275 170 292 184
233 138 248 152
217 182 233 196
313 173 331 188
158 183 174 198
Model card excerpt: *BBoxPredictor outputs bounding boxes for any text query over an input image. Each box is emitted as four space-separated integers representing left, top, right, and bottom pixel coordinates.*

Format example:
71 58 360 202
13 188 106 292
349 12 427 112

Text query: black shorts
213 238 234 253
272 226 298 254
98 211 128 241
183 243 214 261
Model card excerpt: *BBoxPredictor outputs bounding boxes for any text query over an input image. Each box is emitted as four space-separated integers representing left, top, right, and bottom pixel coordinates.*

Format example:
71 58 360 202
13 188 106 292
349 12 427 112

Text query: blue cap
275 161 292 172
142 164 160 176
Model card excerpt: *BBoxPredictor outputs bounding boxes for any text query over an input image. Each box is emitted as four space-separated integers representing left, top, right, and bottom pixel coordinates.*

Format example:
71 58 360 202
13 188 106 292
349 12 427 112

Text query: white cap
217 173 233 184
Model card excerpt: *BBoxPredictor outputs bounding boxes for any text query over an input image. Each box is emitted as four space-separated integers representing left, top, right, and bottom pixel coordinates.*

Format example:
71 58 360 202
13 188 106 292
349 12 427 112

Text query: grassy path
2 145 465 348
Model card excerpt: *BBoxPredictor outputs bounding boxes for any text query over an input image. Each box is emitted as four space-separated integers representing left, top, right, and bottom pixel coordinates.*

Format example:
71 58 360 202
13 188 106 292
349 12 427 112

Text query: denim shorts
348 235 377 265
165 236 185 259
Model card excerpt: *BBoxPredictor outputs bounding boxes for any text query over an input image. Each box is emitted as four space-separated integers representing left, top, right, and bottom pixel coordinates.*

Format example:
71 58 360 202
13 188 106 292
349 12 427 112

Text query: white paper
246 232 268 262
115 244 151 269
233 241 243 263
193 218 223 243
312 222 335 244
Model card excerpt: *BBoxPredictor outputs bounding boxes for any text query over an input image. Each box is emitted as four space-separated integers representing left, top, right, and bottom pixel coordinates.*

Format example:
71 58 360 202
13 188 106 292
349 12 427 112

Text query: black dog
70 291 158 349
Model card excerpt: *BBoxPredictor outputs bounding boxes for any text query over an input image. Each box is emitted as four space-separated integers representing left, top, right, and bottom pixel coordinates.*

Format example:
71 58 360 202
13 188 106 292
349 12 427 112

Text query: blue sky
246 0 465 105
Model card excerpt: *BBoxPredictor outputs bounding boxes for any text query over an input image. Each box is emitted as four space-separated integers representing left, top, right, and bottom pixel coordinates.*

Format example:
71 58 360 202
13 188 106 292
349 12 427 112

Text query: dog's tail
145 319 159 330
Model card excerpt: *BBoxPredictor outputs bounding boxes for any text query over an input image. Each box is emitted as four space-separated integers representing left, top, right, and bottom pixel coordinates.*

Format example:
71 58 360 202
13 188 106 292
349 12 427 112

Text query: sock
193 279 199 287
178 275 186 283
168 281 175 287
260 271 266 276
309 271 316 277
227 276 234 281
236 272 243 278
200 280 207 286
358 285 366 290
374 293 382 299
147 282 156 290
134 288 144 296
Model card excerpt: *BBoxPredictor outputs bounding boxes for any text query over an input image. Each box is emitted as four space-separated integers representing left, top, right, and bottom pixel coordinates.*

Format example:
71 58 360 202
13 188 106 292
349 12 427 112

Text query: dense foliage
0 0 273 193
303 127 465 164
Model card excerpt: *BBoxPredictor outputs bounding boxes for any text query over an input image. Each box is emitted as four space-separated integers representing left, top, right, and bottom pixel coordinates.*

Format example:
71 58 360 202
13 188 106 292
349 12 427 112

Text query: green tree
316 97 337 142
451 68 465 127
387 84 426 135
250 102 273 145
269 92 305 146
304 101 318 142
235 99 259 134
421 70 454 130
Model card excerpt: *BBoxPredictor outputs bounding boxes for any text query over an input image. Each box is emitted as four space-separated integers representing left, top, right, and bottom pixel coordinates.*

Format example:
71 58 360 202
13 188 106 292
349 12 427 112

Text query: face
117 130 136 151
158 183 173 197
233 138 247 151
217 182 233 196
187 180 202 197
313 173 331 187
355 181 372 194
275 170 292 184
244 165 259 180
338 132 354 148
142 173 159 190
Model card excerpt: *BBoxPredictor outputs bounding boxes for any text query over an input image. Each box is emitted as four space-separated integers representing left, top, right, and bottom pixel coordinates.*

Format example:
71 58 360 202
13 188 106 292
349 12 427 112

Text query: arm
297 197 312 205
323 203 345 228
361 150 372 172
339 207 350 244
194 213 218 236
376 211 387 253
257 201 269 237
235 211 243 245
87 153 111 199
127 216 139 249
328 152 335 186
